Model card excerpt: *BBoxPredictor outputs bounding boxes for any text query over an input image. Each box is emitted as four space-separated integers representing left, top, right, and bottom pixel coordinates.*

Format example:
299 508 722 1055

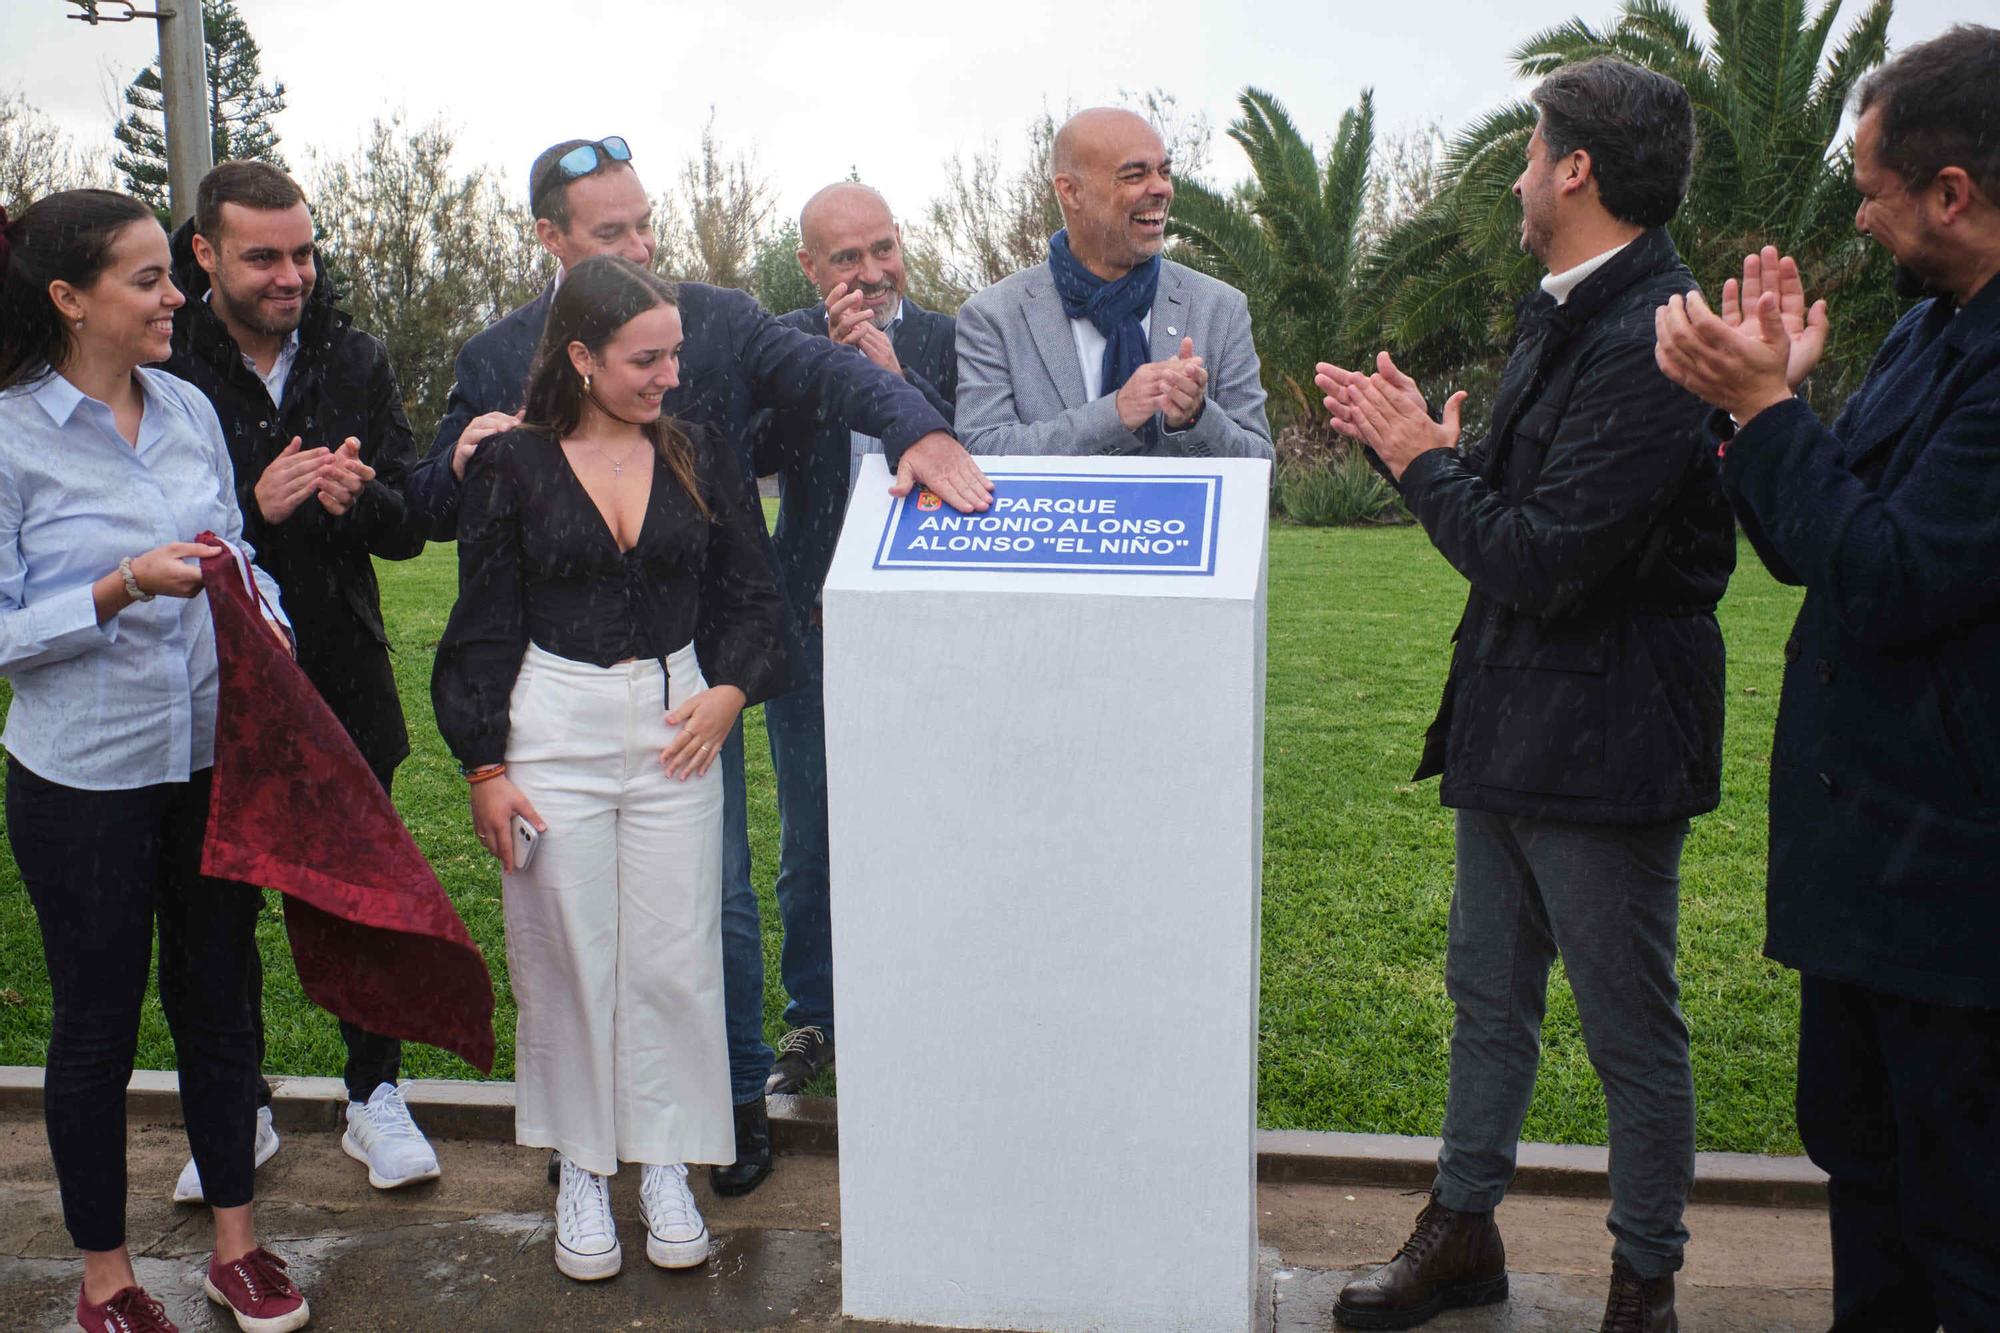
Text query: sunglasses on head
534 136 633 202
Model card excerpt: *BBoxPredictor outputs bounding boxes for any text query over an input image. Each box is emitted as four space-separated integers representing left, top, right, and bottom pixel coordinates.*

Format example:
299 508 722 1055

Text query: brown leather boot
1599 1254 1677 1332
1333 1193 1508 1329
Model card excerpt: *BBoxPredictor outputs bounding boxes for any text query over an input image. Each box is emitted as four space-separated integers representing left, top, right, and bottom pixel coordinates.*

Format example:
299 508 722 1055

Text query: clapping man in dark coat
1318 59 1733 1332
1656 25 2000 1329
747 183 958 1096
164 160 442 1198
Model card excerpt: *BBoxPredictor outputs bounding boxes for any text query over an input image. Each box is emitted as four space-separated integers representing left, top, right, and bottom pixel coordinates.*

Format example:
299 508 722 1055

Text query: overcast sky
2 0 1975 229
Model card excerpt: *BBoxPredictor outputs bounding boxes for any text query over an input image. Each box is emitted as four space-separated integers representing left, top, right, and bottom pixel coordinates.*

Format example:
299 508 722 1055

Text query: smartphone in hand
511 813 540 870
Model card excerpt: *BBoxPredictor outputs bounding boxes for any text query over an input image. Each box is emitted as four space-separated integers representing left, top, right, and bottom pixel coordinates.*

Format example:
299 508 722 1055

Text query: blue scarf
1047 229 1160 443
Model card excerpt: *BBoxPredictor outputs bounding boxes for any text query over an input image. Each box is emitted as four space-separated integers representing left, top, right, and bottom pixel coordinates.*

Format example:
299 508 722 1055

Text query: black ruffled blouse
431 424 788 768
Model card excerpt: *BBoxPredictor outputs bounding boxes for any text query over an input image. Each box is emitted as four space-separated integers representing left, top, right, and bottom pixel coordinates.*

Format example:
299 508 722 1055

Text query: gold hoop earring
583 373 592 392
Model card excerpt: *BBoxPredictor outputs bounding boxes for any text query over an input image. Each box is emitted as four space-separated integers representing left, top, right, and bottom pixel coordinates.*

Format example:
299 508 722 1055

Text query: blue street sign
872 473 1223 575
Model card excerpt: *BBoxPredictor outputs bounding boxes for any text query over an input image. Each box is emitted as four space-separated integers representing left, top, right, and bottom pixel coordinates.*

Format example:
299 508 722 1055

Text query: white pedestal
823 455 1271 1333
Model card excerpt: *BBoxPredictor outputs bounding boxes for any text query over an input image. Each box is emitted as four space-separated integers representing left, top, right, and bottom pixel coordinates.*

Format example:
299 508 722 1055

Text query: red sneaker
76 1284 179 1333
203 1247 310 1332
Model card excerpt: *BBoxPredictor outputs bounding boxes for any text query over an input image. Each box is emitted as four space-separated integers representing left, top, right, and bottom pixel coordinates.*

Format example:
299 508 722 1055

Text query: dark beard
1892 263 1945 301
215 287 304 340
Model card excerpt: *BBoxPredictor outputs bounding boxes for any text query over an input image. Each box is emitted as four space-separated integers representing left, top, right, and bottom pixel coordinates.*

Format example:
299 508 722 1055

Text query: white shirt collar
1541 240 1633 306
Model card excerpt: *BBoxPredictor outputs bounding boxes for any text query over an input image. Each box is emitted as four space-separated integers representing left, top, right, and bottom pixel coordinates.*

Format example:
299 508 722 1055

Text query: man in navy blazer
1656 26 2000 1328
746 184 956 1097
406 141 987 532
408 140 991 1203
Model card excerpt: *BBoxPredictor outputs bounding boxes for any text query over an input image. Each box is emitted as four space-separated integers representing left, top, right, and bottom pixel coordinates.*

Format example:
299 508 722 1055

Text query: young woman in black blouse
432 256 786 1282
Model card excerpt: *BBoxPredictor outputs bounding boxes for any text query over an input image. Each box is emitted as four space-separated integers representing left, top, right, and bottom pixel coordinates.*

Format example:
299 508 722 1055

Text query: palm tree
1353 0 1896 404
1170 88 1376 427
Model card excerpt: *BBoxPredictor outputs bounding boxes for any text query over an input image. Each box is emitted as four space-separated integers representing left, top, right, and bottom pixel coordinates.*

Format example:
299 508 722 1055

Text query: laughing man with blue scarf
954 108 1273 459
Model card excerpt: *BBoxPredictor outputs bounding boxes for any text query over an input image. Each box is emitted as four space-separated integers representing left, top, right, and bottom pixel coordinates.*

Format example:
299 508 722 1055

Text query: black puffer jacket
1397 227 1736 825
166 219 426 778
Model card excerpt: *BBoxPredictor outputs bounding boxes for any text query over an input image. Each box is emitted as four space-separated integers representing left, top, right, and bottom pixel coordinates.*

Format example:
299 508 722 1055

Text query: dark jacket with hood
1395 226 1736 825
165 218 426 779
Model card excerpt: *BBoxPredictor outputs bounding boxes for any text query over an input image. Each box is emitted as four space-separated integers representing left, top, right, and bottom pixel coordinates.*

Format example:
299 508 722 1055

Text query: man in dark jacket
1318 59 1731 1332
164 160 443 1198
1656 26 2000 1329
747 183 958 1096
404 138 991 1201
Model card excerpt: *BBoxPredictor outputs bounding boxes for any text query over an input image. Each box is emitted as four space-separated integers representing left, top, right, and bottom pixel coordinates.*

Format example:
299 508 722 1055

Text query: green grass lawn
0 519 1807 1154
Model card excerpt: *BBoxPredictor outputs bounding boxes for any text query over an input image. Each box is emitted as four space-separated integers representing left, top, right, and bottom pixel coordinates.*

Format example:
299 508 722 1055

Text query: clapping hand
824 282 902 375
1114 338 1208 431
254 438 327 524
1722 246 1828 391
1314 353 1464 481
1654 286 1795 423
314 438 375 517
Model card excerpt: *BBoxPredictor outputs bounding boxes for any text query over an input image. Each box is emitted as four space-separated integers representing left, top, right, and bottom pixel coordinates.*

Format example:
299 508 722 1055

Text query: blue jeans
718 717 772 1104
762 624 836 1038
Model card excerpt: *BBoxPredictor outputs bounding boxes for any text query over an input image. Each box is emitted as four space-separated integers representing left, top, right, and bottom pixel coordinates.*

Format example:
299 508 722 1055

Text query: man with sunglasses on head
406 136 992 1204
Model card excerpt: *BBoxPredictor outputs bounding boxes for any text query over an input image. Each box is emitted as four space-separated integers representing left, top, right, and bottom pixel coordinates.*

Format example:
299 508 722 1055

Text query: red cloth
196 536 495 1072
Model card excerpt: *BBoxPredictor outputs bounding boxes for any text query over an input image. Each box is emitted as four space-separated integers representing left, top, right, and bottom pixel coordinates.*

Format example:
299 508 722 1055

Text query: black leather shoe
764 1026 834 1096
708 1096 772 1198
1599 1255 1676 1332
1333 1194 1508 1329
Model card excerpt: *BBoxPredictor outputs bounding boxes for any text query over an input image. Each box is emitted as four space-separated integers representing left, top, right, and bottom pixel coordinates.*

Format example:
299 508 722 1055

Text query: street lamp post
67 0 212 226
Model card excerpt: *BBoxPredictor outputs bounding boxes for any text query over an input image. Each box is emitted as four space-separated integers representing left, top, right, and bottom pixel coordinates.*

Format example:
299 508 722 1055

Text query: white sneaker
554 1158 622 1281
639 1162 710 1269
341 1083 442 1190
173 1105 279 1204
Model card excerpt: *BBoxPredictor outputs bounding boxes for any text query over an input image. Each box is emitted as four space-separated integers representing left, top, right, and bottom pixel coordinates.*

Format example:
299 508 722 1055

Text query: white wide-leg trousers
501 642 733 1175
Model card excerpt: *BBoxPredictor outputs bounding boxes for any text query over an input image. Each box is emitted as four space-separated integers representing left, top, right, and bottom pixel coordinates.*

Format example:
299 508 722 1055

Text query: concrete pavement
0 1111 1832 1331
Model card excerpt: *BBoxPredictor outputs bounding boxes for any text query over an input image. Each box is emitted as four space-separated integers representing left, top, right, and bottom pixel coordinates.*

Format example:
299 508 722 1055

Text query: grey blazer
954 257 1274 458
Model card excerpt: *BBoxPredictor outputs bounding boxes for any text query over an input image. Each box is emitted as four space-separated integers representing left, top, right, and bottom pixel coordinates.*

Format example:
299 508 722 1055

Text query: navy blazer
1724 276 2000 1008
407 279 952 542
751 298 956 634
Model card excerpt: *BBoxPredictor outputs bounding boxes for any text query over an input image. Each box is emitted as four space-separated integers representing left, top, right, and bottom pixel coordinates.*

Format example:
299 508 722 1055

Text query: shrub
1275 428 1406 527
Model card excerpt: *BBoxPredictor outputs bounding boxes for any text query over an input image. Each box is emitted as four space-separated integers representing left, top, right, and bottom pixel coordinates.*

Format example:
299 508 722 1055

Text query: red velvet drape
197 537 495 1072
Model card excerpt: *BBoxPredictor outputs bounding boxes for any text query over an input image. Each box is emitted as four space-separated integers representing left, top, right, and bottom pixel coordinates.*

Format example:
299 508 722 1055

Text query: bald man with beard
747 182 959 1098
954 107 1272 459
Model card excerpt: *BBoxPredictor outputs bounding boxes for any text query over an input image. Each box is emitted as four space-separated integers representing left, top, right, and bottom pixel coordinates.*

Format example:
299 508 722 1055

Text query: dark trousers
251 756 402 1106
1800 973 2000 1332
7 759 261 1251
762 623 836 1037
1435 809 1695 1278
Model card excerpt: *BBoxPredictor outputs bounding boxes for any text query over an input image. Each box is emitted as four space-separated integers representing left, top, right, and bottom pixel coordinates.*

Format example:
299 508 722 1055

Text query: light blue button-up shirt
0 367 288 791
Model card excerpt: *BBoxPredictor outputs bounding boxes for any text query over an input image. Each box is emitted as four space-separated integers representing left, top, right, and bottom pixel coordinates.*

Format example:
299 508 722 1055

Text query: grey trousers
1433 809 1695 1278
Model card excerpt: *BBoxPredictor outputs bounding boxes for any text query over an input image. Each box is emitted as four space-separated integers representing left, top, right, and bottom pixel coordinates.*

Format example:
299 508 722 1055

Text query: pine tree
112 0 286 212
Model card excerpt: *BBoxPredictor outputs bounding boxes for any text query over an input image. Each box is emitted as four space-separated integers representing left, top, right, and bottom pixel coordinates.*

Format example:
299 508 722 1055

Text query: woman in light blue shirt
0 190 310 1333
